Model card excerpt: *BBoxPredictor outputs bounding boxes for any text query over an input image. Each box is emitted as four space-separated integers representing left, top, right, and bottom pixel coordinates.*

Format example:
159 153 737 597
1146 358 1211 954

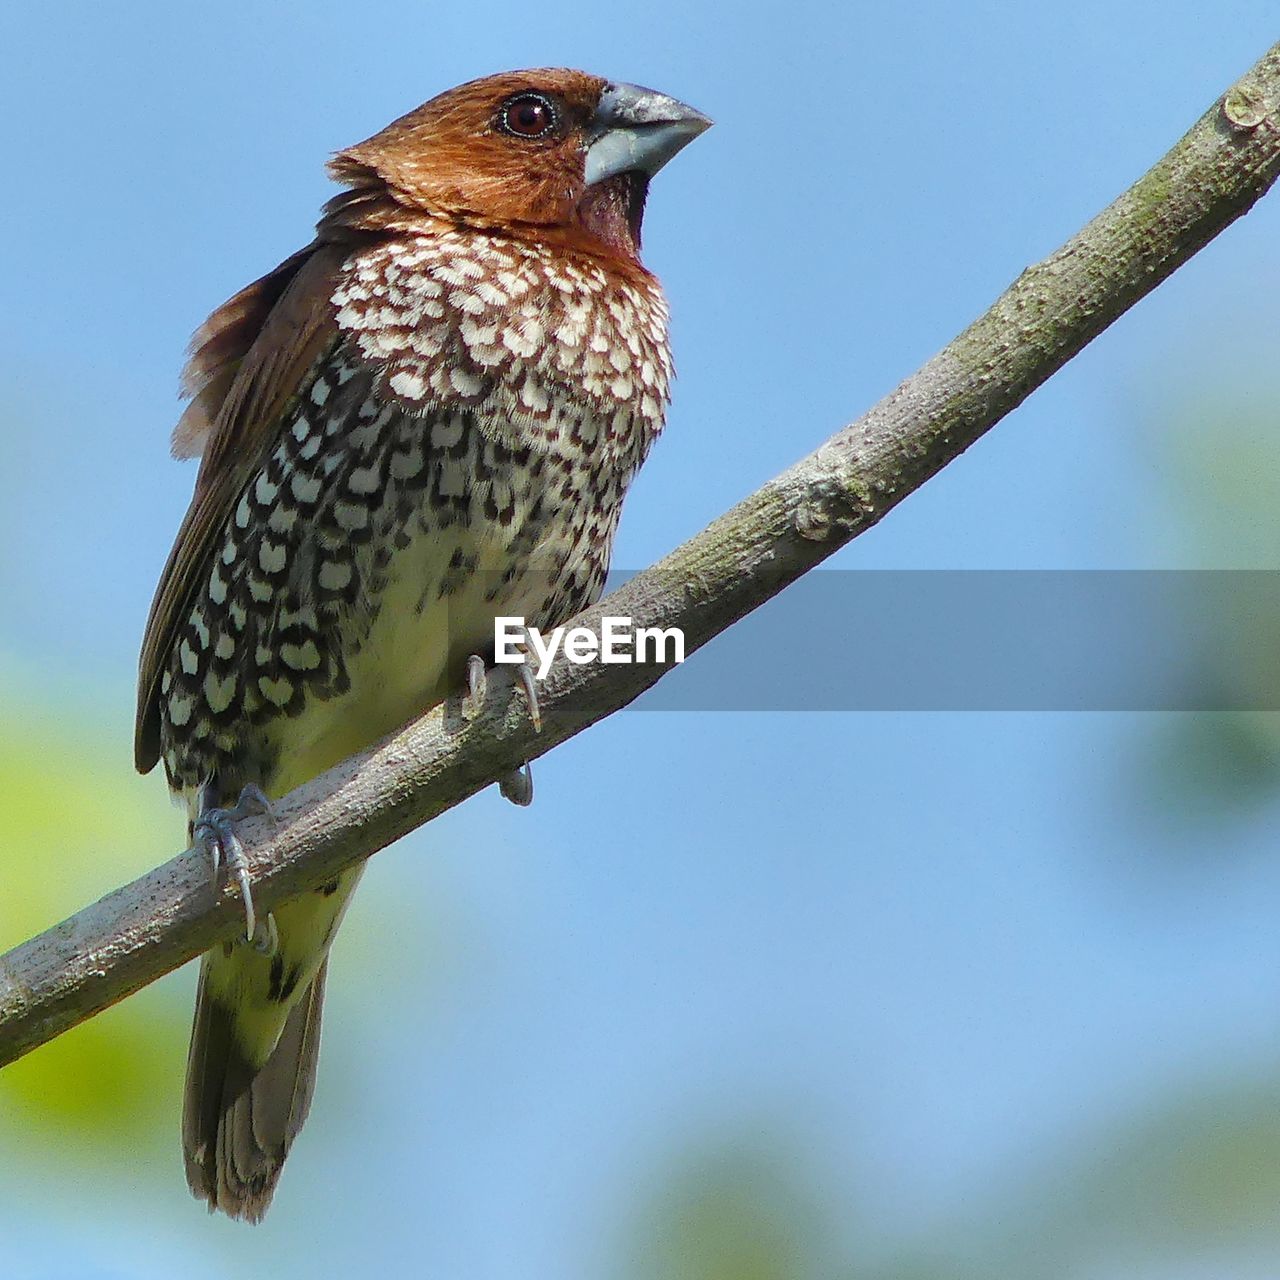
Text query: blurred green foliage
622 1069 1280 1279
624 1133 840 1280
0 684 185 1161
1131 393 1280 821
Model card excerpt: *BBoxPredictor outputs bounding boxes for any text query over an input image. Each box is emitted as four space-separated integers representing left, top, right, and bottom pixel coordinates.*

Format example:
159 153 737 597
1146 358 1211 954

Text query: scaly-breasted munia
135 69 709 1221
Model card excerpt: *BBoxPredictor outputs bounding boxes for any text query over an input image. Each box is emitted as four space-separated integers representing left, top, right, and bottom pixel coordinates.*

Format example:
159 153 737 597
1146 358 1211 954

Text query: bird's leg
251 911 279 957
498 761 535 807
464 637 542 807
514 648 543 733
193 782 278 946
500 637 542 806
463 652 488 721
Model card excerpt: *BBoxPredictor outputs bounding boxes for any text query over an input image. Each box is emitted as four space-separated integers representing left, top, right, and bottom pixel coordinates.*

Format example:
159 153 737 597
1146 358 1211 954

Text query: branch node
794 501 833 541
1223 84 1268 131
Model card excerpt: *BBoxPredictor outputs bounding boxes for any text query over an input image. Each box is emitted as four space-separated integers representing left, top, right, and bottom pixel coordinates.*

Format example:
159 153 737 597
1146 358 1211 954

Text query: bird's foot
499 762 534 807
463 647 542 808
251 912 279 957
193 783 276 943
463 653 489 722
514 653 542 733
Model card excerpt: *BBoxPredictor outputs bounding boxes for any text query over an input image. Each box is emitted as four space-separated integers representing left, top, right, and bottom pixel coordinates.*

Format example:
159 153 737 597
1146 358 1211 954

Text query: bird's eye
499 93 558 139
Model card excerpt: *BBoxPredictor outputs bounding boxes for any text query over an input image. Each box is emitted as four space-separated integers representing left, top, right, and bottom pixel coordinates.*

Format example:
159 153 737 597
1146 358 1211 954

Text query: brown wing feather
135 245 347 774
172 246 320 461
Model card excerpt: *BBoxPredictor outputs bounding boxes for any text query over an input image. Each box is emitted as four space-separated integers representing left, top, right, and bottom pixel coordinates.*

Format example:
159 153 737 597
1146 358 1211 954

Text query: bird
134 68 710 1222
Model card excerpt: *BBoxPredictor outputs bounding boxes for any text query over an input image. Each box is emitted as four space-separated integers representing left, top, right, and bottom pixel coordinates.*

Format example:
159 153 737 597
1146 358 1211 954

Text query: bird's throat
575 171 650 262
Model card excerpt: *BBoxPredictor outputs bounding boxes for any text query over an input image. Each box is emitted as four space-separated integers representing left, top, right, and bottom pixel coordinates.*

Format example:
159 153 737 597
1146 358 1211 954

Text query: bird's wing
135 244 346 773
171 245 320 462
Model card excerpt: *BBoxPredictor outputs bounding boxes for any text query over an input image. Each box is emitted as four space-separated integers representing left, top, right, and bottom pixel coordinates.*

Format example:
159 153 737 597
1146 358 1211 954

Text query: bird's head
326 69 710 267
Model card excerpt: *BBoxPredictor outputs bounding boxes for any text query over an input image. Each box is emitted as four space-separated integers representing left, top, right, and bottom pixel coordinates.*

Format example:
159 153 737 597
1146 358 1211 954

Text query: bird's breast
331 226 673 455
252 398 623 797
161 224 673 802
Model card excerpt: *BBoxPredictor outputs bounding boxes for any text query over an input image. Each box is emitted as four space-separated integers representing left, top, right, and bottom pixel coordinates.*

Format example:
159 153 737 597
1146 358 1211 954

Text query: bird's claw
227 783 276 824
515 657 542 733
463 643 542 731
193 784 276 943
463 653 488 721
251 912 279 957
464 644 541 807
499 763 534 807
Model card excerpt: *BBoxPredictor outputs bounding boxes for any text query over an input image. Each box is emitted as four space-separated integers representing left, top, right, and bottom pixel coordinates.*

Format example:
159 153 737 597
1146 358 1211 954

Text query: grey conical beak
584 82 712 186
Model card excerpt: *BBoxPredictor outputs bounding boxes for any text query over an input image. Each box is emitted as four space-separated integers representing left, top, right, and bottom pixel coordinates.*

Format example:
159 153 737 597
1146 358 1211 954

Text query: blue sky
3 3 1280 1277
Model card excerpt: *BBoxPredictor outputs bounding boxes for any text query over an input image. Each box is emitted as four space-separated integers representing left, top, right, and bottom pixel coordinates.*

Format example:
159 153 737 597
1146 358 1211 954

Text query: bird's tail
182 955 328 1222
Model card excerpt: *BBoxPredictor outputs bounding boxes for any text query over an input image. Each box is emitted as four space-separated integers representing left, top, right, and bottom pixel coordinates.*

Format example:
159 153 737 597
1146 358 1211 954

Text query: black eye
499 93 558 139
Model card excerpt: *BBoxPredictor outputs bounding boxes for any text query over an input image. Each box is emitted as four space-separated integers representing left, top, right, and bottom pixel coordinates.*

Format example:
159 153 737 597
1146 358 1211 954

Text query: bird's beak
584 82 712 187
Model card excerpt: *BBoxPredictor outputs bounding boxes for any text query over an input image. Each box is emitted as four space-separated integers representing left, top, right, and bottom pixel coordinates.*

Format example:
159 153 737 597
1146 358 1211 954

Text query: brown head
325 68 710 268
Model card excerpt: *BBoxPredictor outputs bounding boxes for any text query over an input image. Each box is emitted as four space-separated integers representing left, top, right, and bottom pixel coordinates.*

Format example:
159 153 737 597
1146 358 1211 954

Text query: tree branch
4 45 1280 1068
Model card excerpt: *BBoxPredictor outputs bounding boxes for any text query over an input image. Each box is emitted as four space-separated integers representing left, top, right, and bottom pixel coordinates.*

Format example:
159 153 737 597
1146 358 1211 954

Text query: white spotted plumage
159 224 671 814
